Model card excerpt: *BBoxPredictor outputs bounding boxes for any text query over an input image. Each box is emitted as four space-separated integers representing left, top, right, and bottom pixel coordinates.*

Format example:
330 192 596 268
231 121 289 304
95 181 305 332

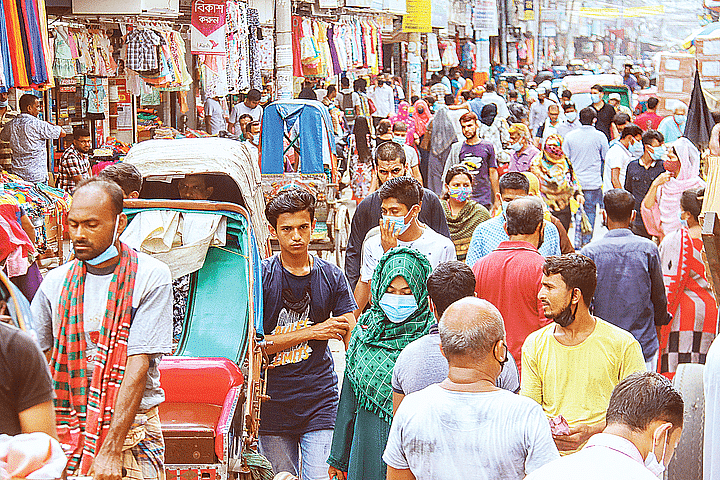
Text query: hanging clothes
247 7 261 90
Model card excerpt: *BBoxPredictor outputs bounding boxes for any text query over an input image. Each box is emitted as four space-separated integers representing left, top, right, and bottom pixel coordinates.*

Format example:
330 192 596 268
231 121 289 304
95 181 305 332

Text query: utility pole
275 0 293 99
498 0 507 66
534 0 541 70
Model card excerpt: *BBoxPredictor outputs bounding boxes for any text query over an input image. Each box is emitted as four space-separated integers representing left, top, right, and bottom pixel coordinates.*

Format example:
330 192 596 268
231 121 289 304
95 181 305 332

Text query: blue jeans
576 188 603 248
259 429 333 480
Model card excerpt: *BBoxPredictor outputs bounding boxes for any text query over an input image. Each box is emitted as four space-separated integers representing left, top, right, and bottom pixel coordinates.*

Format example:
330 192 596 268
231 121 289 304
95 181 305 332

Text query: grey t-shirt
383 384 559 480
204 97 226 135
392 331 520 395
32 250 173 411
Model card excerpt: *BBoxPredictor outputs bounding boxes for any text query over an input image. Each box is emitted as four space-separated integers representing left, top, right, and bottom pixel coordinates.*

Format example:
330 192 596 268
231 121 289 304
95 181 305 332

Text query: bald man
384 298 559 480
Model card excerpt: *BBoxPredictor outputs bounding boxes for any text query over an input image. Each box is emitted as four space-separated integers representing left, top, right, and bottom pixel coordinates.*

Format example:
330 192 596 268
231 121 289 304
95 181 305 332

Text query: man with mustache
521 254 645 455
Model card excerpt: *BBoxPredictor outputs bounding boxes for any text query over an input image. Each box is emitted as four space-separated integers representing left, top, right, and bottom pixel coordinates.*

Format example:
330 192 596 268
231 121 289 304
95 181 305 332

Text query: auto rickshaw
122 138 272 480
260 99 351 266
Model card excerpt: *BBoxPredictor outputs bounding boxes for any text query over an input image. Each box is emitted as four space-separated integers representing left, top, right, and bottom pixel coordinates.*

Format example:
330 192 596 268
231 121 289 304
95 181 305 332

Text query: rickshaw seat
159 357 244 463
176 245 251 363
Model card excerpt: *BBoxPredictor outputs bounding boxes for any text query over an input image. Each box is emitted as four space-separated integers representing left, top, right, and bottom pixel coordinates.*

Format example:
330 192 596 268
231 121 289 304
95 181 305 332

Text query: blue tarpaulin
260 100 334 175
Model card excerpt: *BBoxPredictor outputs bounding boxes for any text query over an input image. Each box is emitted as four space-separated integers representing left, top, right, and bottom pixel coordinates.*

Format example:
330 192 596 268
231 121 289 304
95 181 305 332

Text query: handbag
578 206 592 235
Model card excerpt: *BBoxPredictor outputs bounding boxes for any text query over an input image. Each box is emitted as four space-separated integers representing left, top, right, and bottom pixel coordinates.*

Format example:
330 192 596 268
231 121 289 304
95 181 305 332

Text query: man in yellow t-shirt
521 254 646 455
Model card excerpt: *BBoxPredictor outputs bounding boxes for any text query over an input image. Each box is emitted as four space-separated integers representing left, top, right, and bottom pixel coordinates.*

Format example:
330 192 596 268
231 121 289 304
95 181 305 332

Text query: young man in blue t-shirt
260 188 357 480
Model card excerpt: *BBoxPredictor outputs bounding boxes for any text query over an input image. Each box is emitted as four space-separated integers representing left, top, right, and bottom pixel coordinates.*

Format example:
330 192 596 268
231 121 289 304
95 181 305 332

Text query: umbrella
682 22 720 49
684 65 716 148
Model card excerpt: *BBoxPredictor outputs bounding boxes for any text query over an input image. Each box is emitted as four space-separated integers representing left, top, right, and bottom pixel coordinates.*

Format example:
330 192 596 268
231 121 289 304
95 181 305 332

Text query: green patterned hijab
345 247 434 423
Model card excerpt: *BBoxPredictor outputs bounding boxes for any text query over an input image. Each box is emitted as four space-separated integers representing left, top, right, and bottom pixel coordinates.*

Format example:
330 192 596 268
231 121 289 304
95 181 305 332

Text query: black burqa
684 67 716 149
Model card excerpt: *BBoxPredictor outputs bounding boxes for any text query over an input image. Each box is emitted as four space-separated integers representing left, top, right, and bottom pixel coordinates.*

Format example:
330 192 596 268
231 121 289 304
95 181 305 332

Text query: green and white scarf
345 247 434 423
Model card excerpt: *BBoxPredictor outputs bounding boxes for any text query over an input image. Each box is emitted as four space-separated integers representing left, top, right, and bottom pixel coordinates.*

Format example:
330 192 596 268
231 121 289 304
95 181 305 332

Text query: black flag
684 64 716 148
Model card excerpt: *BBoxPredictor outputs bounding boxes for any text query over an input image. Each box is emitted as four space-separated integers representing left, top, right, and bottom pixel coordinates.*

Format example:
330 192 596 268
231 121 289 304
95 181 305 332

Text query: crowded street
3 0 720 479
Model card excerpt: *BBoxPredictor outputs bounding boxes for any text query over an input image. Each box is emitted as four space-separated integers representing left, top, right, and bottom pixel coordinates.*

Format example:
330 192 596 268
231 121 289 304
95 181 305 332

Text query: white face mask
644 428 669 478
565 111 578 122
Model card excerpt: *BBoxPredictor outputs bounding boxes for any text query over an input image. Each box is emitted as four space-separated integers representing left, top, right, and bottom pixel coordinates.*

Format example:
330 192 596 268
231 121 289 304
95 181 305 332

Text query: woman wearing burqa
478 104 510 165
642 137 706 241
426 105 458 195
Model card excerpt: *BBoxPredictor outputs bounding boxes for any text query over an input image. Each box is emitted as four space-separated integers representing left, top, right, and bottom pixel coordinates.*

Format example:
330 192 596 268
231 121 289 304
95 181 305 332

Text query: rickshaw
122 137 272 480
260 99 351 266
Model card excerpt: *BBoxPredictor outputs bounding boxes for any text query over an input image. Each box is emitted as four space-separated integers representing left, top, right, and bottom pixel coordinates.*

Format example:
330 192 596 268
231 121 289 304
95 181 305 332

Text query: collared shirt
525 433 657 479
562 125 609 190
57 144 91 193
509 144 540 172
124 29 166 73
0 113 63 183
0 108 18 167
624 159 665 234
580 229 671 360
473 240 549 370
465 215 561 268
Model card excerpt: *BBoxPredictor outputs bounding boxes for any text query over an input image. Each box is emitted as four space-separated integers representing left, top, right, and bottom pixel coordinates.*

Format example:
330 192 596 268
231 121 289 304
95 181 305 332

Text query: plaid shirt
125 29 165 73
57 144 90 193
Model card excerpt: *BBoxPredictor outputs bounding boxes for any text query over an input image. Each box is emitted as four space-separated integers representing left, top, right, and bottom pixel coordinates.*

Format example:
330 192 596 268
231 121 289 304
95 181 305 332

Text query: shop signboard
472 0 497 34
431 0 448 30
402 0 431 32
523 0 534 21
191 0 226 55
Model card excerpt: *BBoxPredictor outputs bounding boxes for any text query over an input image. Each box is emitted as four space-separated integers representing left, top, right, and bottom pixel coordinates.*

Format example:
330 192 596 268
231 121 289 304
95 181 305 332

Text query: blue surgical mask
679 212 689 229
383 207 415 236
630 140 644 157
650 145 666 161
379 292 418 323
393 135 406 144
674 114 686 125
0 100 8 109
590 93 601 103
565 111 578 122
510 141 523 152
84 216 120 266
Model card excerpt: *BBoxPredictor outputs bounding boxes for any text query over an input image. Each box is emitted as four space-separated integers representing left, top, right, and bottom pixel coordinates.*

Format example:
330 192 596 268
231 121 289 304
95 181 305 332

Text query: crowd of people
1 66 719 480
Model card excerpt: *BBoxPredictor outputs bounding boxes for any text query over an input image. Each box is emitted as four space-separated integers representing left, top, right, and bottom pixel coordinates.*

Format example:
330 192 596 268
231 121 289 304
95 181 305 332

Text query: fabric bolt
465 214 561 268
659 228 718 376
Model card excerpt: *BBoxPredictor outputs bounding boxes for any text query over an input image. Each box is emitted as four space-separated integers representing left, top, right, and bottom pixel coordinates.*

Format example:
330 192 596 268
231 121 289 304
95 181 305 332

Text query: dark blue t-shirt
260 254 357 435
460 141 496 208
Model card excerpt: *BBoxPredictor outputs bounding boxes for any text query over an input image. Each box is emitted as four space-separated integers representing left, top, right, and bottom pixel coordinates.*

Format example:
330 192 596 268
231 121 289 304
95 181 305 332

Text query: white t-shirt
371 84 395 118
360 225 456 282
447 106 470 142
383 384 560 480
229 102 263 125
32 250 174 411
525 433 657 480
603 142 632 192
402 144 419 168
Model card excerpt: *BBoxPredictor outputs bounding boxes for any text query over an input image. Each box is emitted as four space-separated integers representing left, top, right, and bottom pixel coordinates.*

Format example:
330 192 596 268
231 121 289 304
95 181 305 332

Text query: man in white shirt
384 297 559 480
526 371 684 480
243 120 260 163
603 124 643 192
229 89 263 134
204 96 227 135
370 75 395 123
528 87 554 136
354 176 455 314
557 103 580 138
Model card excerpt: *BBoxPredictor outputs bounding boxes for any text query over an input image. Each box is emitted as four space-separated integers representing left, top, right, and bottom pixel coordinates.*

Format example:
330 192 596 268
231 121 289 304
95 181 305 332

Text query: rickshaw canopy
261 100 335 176
123 138 270 251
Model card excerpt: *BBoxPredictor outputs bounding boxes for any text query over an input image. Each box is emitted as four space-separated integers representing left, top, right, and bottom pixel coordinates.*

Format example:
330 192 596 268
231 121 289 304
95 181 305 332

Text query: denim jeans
259 429 334 480
576 188 603 248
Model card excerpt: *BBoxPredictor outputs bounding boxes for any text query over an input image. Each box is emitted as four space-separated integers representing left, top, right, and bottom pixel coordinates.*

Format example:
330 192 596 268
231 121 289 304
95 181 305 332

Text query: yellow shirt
521 318 645 451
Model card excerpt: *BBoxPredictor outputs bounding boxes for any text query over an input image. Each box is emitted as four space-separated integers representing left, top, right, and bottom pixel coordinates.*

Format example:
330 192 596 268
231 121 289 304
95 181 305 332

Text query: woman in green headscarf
327 247 434 480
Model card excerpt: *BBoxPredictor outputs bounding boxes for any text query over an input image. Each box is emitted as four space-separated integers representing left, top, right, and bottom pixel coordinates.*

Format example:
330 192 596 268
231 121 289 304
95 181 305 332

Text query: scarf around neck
51 243 138 473
344 247 434 423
